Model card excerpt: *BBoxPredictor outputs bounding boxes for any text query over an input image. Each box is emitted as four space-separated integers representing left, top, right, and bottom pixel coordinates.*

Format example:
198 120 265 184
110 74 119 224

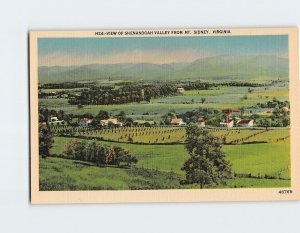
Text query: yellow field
49 125 290 145
76 126 186 144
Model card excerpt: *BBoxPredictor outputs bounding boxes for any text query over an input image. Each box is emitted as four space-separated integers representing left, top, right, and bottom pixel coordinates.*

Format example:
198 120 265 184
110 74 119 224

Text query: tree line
63 139 137 167
39 82 88 89
67 83 178 105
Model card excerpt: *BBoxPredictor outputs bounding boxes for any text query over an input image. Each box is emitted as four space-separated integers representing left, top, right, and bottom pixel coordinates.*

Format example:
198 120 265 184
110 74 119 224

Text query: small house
170 118 186 126
237 119 254 127
220 119 234 128
177 87 185 94
198 117 205 127
282 107 290 112
79 118 93 127
100 118 122 127
48 116 65 125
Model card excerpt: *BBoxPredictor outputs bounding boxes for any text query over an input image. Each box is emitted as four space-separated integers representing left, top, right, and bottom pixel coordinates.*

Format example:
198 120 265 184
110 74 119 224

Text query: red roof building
170 118 186 126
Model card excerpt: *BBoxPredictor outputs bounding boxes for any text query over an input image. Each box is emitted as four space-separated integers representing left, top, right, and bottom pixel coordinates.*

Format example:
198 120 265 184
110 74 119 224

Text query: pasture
50 128 291 180
38 85 289 117
154 86 288 105
40 154 290 191
39 81 291 190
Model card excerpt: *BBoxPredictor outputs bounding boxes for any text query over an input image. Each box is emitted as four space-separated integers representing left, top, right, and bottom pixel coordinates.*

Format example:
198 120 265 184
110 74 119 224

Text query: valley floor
39 135 291 190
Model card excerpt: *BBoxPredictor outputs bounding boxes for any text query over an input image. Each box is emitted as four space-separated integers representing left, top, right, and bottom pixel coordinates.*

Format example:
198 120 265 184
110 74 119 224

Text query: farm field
40 155 290 191
49 132 290 182
155 86 285 103
39 85 289 117
50 126 289 145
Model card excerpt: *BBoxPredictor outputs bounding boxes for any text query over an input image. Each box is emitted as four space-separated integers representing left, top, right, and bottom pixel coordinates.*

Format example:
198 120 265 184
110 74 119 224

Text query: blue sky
38 35 288 66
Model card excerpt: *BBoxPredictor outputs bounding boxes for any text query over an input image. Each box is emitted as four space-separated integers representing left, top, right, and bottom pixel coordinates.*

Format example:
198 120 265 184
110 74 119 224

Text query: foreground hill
39 55 288 83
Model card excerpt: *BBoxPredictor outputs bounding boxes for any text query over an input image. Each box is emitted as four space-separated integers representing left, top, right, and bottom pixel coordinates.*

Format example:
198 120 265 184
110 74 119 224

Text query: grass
39 157 187 190
39 98 70 110
50 133 291 180
39 156 290 190
183 89 226 96
51 136 188 175
224 142 290 179
224 178 290 188
38 85 289 116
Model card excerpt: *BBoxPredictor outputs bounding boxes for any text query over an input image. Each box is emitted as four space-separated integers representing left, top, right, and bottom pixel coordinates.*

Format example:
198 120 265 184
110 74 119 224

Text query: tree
97 110 109 120
64 139 79 159
201 98 206 104
261 118 271 130
182 125 231 188
117 111 126 122
39 125 54 158
124 117 134 126
161 111 177 125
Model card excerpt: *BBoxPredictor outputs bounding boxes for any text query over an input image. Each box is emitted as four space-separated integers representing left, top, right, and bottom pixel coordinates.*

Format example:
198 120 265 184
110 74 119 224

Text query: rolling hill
38 55 288 83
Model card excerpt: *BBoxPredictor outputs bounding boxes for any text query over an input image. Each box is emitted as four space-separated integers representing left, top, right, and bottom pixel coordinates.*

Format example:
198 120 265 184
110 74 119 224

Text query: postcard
30 28 300 203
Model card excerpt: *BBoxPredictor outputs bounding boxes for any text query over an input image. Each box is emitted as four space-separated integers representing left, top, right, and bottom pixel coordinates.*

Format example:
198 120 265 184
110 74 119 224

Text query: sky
38 35 288 66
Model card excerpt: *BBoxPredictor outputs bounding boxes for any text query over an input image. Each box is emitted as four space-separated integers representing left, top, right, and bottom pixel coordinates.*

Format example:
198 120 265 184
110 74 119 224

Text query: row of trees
39 82 87 89
181 80 216 90
219 81 266 87
252 99 290 127
64 139 137 167
255 98 290 109
68 83 178 105
39 123 138 167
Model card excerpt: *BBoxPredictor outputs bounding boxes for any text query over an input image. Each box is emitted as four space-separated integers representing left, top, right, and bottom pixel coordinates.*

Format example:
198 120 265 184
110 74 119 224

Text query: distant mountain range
38 55 288 83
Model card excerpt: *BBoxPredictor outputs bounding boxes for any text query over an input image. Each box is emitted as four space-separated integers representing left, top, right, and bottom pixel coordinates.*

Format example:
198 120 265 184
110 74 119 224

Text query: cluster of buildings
170 117 205 127
47 116 65 126
169 108 261 129
78 117 122 127
220 109 256 128
46 105 285 129
219 119 254 128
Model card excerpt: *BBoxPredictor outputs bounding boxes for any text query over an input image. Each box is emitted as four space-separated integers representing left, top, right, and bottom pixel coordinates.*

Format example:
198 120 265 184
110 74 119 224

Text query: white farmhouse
100 118 123 127
48 116 65 126
177 87 185 94
170 118 186 126
79 118 93 127
237 119 254 127
220 119 234 128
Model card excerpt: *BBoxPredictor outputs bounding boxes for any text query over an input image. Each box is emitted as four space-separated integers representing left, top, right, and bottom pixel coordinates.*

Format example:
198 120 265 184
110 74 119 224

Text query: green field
39 83 290 190
39 85 289 116
224 143 290 179
40 156 290 190
50 136 290 178
153 86 288 107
